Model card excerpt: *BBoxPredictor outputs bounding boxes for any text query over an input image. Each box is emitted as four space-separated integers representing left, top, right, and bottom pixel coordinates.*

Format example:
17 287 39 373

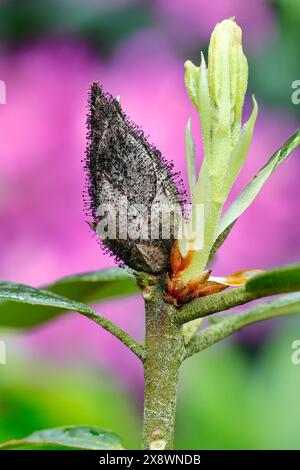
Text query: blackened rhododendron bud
85 82 182 274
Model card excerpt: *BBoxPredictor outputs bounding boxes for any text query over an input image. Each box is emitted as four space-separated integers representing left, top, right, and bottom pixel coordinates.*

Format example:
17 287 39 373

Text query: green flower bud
208 18 248 146
181 18 258 283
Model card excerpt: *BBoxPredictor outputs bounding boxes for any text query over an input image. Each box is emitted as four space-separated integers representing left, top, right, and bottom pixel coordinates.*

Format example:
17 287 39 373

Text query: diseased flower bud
85 82 183 274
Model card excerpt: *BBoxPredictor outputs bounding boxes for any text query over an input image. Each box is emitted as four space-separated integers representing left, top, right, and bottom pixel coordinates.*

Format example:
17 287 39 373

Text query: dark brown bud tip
85 82 184 273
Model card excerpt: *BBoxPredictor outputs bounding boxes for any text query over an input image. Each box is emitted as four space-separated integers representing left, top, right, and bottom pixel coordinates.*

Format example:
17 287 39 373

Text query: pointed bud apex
208 18 248 141
85 82 183 274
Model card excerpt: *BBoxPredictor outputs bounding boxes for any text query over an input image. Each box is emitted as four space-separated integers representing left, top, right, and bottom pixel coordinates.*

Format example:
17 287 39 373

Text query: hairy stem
142 281 185 450
175 281 299 325
175 287 254 324
185 293 300 358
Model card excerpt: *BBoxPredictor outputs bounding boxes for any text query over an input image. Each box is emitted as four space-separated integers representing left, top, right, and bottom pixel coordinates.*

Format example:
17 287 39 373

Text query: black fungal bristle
84 81 185 273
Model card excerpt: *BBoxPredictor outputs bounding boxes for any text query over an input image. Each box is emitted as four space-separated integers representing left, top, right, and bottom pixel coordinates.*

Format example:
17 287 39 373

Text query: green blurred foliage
0 0 151 54
250 0 300 117
176 318 300 449
1 318 300 449
0 356 141 449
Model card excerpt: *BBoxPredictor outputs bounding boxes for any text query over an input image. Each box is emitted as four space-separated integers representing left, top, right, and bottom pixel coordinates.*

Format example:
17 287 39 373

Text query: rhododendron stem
142 282 184 450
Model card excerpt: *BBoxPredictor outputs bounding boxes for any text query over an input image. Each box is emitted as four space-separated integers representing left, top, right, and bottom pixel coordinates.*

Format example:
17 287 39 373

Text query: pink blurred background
0 0 299 395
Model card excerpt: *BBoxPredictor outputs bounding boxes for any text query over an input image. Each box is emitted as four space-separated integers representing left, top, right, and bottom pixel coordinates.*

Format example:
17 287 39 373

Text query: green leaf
185 116 197 198
0 281 99 328
0 268 138 329
0 279 143 359
216 128 300 239
0 426 124 450
246 263 300 295
47 267 137 303
208 221 236 265
220 96 258 199
197 53 212 163
184 60 200 111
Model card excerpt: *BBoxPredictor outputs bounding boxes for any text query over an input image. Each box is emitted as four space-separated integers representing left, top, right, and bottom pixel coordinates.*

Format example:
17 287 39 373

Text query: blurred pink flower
154 0 276 48
214 106 300 275
0 42 113 286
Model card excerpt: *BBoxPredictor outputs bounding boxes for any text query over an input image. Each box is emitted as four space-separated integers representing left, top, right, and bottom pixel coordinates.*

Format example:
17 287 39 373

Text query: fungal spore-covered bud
85 82 183 274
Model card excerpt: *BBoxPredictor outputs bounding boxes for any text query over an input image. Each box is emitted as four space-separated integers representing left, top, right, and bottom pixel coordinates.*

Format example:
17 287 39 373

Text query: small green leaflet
0 426 124 450
0 268 138 328
246 263 300 295
216 128 300 240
